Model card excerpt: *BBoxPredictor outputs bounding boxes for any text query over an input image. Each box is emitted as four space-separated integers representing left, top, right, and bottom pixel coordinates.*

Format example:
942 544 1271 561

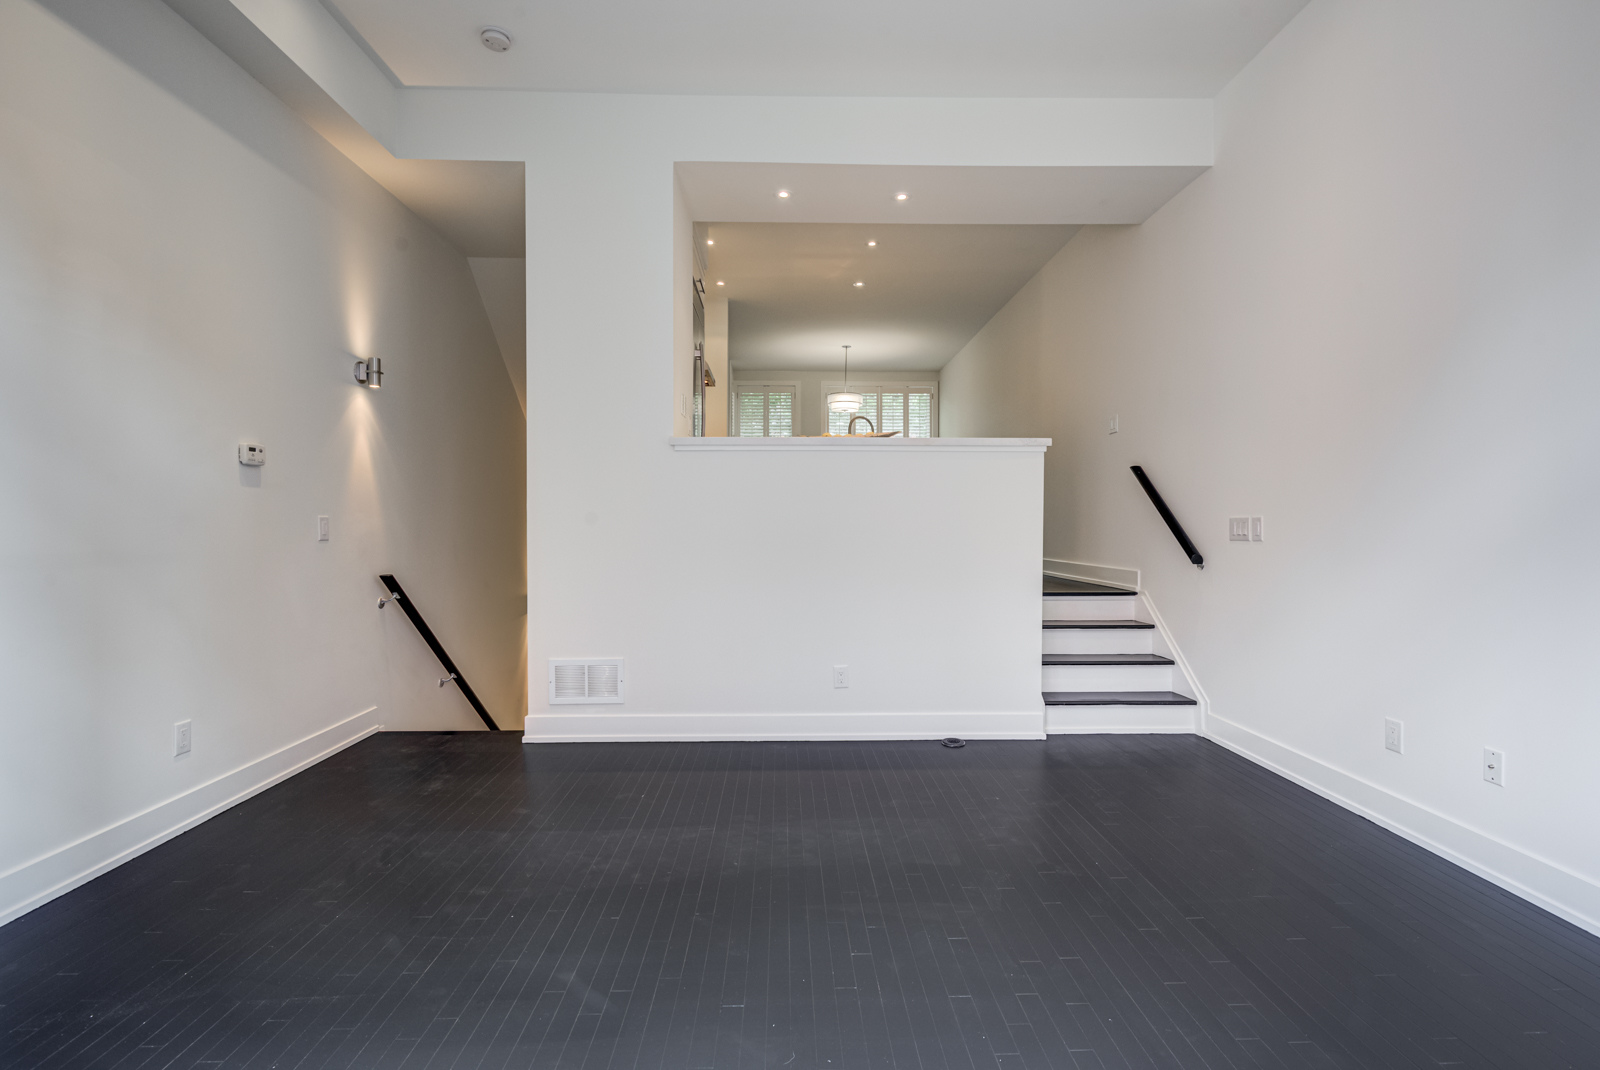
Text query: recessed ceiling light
706 239 714 245
853 281 864 287
716 280 724 286
777 190 790 198
480 27 512 51
894 193 908 201
867 241 876 247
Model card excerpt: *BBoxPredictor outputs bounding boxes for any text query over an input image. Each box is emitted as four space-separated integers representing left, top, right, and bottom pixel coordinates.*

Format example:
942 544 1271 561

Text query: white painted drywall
731 370 940 438
940 0 1600 933
0 0 525 924
468 257 527 414
525 439 1046 741
382 91 1197 745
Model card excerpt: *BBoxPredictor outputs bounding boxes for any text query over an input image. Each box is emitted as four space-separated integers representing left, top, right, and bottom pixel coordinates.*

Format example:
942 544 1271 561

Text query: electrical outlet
1384 718 1403 754
1251 516 1265 542
833 665 849 688
1229 517 1250 542
174 720 192 757
317 515 330 541
1483 748 1505 786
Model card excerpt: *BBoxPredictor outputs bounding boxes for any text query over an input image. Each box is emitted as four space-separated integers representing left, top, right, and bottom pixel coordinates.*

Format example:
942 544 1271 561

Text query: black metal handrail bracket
378 574 501 730
1130 466 1204 569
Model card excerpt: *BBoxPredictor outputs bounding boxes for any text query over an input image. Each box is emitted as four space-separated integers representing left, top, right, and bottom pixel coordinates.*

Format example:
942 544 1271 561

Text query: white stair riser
1045 705 1197 734
1042 664 1174 691
1042 597 1141 621
1043 630 1154 655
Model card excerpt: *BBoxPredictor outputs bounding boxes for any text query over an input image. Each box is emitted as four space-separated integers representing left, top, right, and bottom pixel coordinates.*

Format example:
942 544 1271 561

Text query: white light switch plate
1229 517 1250 542
317 515 329 541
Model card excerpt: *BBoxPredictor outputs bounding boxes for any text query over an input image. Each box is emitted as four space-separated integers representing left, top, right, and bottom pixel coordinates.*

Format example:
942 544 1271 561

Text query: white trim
819 380 940 437
1205 713 1600 939
524 710 1044 742
1138 587 1209 733
0 708 384 928
1045 707 1197 734
671 436 1049 452
1043 557 1139 590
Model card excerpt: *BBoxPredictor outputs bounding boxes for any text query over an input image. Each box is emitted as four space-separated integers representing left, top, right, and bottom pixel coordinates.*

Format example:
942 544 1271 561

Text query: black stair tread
1043 653 1175 666
1042 619 1154 629
1043 691 1198 706
1043 576 1136 597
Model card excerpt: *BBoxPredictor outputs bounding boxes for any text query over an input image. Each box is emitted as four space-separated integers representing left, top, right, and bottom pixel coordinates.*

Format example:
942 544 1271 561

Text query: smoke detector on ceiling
480 27 512 52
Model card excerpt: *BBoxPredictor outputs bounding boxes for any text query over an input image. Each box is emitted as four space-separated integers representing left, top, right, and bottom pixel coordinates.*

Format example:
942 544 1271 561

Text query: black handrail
1130 466 1204 569
379 574 500 730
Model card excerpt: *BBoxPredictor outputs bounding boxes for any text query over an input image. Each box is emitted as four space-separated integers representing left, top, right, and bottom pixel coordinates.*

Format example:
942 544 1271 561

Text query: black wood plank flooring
3 734 1598 1069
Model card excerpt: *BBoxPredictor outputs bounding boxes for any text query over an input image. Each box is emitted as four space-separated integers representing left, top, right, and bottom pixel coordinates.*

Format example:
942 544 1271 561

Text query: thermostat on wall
238 443 266 466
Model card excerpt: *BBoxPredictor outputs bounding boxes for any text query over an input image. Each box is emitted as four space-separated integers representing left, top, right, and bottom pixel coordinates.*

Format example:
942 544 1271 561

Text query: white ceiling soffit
678 162 1205 226
709 223 1079 372
164 0 523 256
324 0 1310 97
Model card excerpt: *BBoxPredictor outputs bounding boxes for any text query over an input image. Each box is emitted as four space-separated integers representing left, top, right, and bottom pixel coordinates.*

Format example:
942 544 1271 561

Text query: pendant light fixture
826 345 863 414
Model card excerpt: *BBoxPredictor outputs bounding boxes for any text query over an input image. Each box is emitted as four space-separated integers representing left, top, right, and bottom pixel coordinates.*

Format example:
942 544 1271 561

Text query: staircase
1041 575 1197 733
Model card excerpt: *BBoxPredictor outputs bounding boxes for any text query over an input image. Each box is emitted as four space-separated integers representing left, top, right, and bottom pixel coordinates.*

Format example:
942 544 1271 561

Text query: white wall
364 88 1208 744
0 0 525 924
526 439 1046 741
732 369 939 437
467 257 527 414
940 0 1600 934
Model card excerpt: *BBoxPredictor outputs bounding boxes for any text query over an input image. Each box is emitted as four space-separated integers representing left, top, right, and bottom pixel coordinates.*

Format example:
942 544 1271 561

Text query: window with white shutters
732 385 797 436
824 383 938 437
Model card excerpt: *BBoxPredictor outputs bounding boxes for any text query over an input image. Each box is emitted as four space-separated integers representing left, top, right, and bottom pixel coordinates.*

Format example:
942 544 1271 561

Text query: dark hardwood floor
3 734 1598 1069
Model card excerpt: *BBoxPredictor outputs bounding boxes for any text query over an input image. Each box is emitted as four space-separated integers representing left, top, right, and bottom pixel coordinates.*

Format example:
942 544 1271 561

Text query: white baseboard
524 710 1045 742
1043 558 1139 590
1206 713 1600 939
0 708 384 929
1046 706 1196 734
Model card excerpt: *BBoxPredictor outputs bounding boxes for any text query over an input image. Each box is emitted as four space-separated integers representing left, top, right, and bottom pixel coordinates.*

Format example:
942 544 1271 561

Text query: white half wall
525 439 1047 742
0 0 525 924
940 0 1600 934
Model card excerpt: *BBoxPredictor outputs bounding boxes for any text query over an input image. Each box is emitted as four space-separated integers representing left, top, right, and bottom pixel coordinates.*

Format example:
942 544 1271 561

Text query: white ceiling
323 0 1310 97
707 223 1078 372
678 162 1207 226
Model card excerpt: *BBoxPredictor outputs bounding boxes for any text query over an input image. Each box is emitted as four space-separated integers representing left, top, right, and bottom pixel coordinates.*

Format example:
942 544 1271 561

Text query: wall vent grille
548 659 625 704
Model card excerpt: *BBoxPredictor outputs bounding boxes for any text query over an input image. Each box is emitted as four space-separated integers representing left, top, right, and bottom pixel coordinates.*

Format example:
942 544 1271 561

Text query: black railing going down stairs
1130 466 1204 569
378 574 500 730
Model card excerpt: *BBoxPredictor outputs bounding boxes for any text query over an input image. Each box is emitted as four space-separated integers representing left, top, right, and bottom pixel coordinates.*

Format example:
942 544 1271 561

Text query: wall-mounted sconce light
354 357 383 388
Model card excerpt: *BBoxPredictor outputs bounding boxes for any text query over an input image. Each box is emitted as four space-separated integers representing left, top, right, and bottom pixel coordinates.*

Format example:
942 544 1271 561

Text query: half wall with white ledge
524 437 1049 742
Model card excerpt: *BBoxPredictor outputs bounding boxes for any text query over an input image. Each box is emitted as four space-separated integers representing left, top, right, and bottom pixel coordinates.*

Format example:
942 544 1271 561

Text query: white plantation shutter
826 385 937 436
734 386 796 436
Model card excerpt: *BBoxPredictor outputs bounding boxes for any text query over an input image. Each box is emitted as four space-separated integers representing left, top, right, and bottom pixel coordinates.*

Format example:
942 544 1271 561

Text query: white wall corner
0 709 383 929
1205 714 1600 940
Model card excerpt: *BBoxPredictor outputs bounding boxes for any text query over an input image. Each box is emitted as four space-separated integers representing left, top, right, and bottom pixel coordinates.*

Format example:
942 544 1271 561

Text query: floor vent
549 658 625 704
